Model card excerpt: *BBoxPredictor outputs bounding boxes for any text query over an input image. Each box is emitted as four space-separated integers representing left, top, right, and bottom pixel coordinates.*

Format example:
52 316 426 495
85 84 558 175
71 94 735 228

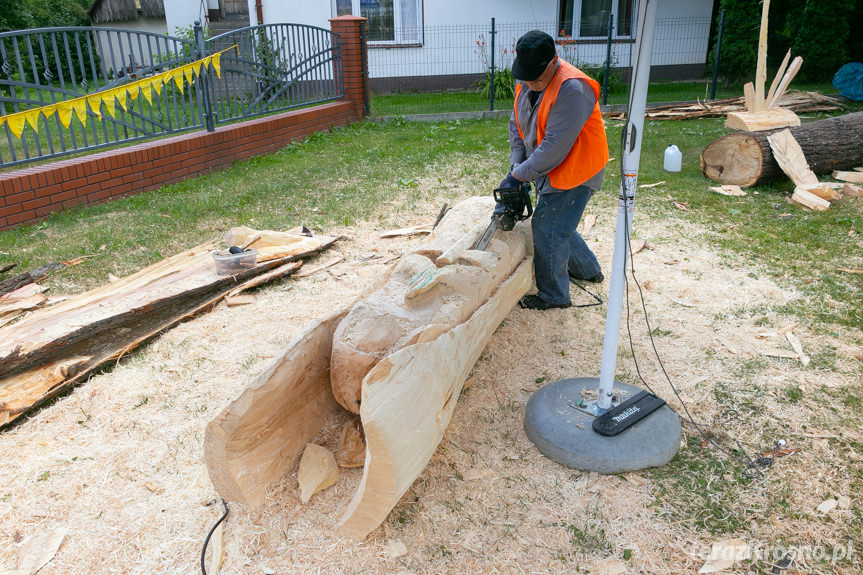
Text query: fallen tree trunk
700 111 863 186
0 229 338 427
0 261 67 297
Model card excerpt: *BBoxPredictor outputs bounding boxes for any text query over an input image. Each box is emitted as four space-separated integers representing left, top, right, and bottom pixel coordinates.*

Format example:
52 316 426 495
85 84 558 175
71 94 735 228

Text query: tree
0 0 89 32
790 0 855 81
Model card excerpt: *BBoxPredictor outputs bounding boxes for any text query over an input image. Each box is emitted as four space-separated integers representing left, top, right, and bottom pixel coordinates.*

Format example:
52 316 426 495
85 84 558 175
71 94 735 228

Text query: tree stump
700 111 863 187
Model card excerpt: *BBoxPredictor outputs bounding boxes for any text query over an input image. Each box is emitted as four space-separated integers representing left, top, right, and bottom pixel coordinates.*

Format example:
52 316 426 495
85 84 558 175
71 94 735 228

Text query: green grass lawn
370 80 856 117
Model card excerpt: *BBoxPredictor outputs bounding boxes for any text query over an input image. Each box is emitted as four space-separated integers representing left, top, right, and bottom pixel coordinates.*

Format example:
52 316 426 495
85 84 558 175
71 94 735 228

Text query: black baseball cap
512 30 556 81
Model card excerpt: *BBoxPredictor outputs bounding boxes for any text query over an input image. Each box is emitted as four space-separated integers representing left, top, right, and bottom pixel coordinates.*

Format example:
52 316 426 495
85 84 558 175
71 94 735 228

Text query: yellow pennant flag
5 112 26 139
74 99 88 127
172 69 185 93
86 95 103 118
114 87 129 111
24 109 42 133
139 82 153 105
183 64 196 86
101 93 116 118
57 100 75 129
210 53 222 78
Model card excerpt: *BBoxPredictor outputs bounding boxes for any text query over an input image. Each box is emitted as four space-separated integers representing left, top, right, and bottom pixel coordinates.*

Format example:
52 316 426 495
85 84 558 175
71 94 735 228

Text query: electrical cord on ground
200 499 229 575
568 278 603 308
615 111 783 478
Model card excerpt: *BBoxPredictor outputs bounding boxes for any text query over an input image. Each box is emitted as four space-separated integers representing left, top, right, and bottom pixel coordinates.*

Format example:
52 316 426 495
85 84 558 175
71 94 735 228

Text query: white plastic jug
664 144 682 172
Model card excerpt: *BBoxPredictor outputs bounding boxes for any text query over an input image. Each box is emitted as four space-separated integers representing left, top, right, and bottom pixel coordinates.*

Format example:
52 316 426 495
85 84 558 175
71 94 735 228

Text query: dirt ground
0 193 859 574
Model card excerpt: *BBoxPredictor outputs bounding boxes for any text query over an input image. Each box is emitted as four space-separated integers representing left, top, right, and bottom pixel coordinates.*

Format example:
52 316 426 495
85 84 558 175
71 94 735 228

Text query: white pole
596 0 657 411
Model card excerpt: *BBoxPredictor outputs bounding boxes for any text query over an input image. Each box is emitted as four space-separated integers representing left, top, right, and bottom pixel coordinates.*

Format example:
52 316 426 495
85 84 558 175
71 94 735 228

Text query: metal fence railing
367 16 715 117
0 23 342 168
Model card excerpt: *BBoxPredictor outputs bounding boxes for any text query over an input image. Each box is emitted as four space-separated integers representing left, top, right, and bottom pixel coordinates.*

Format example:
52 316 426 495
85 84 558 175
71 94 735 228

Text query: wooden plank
754 0 771 112
799 184 842 202
204 309 347 506
790 188 830 211
743 82 756 113
833 171 863 184
766 50 792 107
767 56 803 110
725 106 800 132
335 258 533 540
767 129 818 186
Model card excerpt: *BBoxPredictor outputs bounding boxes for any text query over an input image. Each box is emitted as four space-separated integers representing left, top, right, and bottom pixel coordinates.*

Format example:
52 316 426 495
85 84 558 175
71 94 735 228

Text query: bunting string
0 45 235 139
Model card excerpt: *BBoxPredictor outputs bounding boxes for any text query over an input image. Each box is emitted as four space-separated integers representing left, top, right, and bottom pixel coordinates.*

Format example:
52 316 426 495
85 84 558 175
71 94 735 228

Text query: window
559 0 635 39
332 0 423 45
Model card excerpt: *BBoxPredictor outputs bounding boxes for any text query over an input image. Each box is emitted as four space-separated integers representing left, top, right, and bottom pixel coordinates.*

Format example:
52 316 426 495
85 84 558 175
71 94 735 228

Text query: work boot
518 295 572 310
569 270 604 284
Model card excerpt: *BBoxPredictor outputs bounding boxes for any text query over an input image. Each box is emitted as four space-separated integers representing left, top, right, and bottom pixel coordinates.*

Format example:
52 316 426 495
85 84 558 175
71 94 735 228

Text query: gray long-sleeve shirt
509 68 604 193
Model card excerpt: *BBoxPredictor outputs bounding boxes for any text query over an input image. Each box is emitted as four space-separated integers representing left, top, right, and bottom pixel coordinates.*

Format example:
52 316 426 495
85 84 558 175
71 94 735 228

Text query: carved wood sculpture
203 197 534 538
0 228 338 427
724 0 803 132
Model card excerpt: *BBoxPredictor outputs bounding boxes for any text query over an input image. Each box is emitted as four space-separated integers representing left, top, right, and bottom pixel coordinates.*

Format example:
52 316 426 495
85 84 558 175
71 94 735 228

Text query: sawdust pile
0 190 859 574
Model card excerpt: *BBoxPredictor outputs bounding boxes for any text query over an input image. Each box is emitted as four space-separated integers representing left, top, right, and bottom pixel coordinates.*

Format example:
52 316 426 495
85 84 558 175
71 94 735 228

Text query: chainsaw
473 183 533 251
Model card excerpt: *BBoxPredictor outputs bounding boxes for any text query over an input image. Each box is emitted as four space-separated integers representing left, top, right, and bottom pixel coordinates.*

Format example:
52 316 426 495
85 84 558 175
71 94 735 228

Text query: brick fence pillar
329 15 368 120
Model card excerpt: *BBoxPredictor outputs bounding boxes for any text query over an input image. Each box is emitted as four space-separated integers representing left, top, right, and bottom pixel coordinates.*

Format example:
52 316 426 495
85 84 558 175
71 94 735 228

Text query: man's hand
498 172 522 190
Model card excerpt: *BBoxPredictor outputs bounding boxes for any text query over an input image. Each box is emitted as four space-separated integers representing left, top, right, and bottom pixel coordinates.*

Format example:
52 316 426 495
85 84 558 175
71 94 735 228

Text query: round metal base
524 377 681 473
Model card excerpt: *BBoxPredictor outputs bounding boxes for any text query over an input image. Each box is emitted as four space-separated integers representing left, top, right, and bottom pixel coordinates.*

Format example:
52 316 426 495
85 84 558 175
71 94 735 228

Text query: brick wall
0 17 369 231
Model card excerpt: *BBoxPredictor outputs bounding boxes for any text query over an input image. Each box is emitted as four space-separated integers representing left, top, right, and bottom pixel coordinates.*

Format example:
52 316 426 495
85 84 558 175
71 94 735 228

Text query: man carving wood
503 30 609 310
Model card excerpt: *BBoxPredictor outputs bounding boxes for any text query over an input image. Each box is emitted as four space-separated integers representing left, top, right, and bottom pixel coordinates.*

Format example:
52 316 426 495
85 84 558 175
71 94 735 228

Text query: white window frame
331 0 424 47
559 0 637 40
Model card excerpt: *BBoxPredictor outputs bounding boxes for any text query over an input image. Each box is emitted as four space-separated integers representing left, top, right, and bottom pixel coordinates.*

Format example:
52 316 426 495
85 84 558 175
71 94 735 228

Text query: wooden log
329 197 532 414
0 231 337 427
204 309 346 506
701 111 863 186
0 262 66 297
335 258 533 540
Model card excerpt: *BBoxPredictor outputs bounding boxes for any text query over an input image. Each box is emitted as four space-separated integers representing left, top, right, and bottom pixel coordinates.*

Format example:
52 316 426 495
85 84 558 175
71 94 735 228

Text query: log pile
0 227 338 427
602 91 842 121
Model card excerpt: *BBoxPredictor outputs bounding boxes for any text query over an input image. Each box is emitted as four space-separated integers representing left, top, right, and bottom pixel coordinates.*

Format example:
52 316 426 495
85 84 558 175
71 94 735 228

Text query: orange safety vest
514 59 608 189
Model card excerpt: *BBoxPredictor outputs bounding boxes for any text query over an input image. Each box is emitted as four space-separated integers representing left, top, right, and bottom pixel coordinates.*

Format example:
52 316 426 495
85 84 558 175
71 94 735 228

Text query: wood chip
335 421 365 469
293 255 344 278
761 348 799 359
639 181 665 188
145 482 164 494
379 224 433 238
699 539 750 573
597 557 627 575
841 183 863 197
785 331 810 366
673 201 690 211
224 295 255 307
461 468 495 481
816 499 838 514
710 185 747 196
17 528 68 573
630 238 646 254
209 521 225 574
297 443 339 503
837 268 863 274
838 495 851 509
581 213 597 237
387 539 408 558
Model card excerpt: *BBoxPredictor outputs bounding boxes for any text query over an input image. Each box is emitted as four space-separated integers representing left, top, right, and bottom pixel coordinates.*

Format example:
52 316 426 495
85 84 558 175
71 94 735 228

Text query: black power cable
201 499 229 575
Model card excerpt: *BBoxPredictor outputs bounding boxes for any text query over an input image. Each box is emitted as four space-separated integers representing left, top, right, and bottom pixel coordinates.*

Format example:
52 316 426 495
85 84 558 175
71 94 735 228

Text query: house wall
165 1 210 35
165 0 714 80
92 18 171 76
